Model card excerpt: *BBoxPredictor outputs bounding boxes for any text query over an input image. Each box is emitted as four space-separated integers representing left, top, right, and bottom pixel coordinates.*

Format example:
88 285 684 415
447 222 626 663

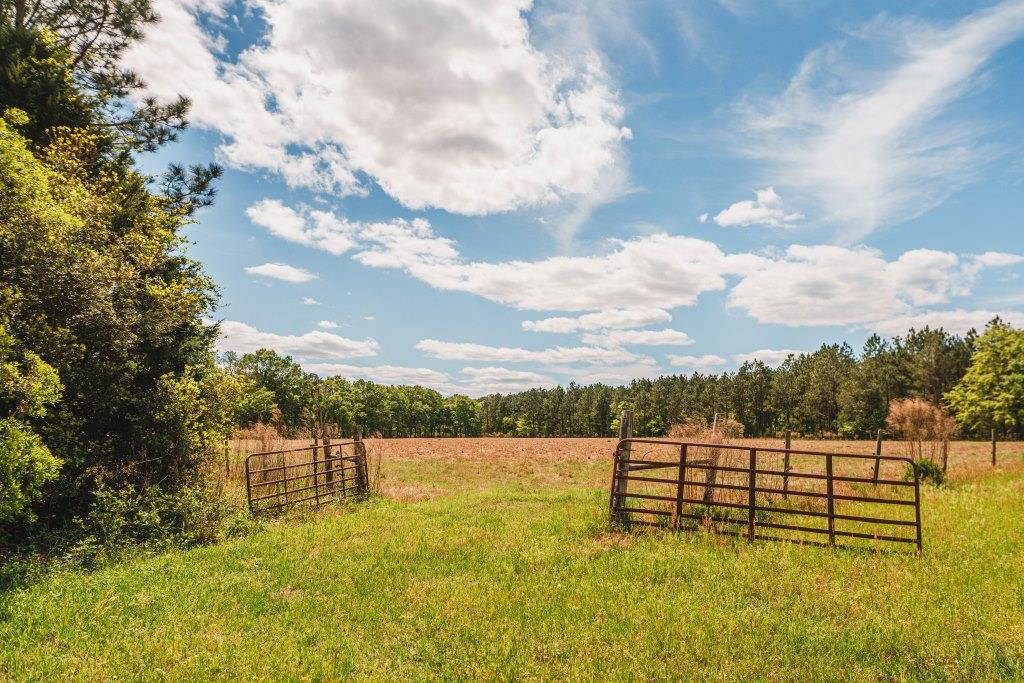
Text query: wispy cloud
416 339 651 366
581 329 695 347
735 0 1024 241
218 321 378 359
667 354 727 370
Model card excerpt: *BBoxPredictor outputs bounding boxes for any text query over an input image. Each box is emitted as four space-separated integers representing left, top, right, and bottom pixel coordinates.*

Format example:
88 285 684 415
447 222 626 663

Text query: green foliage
905 458 945 486
946 320 1024 436
0 323 62 523
68 481 225 565
0 418 61 523
4 467 1024 678
0 99 221 534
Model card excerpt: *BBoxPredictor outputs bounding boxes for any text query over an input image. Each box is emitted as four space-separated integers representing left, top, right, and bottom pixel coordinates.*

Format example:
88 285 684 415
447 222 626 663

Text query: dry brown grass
217 435 1023 506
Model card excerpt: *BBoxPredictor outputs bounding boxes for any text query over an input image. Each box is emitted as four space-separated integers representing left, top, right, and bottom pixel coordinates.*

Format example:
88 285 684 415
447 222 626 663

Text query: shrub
0 418 62 524
70 480 226 565
887 398 956 463
905 458 945 486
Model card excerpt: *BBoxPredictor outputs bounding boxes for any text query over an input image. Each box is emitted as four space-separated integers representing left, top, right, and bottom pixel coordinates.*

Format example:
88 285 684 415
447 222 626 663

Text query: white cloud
416 339 650 365
713 187 803 228
734 1 1024 240
301 297 320 306
581 328 694 347
246 199 359 256
667 354 727 370
350 218 738 311
317 321 339 329
726 244 1021 326
245 262 318 283
545 362 664 386
698 213 709 223
459 366 556 394
733 348 805 367
867 309 1024 337
304 363 452 391
251 199 1023 330
522 308 671 333
218 320 378 359
362 316 376 321
126 0 630 225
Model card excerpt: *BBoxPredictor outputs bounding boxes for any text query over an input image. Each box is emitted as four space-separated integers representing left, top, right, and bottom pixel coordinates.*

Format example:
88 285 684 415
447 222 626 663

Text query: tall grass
2 446 1023 679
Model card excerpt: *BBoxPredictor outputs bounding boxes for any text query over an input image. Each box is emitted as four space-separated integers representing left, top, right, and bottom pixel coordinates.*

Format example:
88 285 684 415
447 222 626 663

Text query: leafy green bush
0 418 62 524
69 481 227 565
904 458 945 486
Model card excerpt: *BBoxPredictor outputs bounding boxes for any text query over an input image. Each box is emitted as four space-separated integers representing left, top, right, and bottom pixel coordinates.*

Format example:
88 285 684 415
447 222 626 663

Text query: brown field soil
223 436 1023 504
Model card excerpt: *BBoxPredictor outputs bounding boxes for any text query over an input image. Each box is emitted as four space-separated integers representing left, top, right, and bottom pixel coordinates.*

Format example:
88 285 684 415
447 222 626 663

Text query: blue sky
128 0 1024 395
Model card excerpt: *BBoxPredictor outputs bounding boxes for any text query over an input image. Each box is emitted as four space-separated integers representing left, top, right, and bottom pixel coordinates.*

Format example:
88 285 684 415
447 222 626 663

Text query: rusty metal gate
609 438 922 551
245 439 369 515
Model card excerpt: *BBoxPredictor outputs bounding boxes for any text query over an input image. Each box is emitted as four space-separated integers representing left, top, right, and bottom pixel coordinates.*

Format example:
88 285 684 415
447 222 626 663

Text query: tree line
223 322 1023 442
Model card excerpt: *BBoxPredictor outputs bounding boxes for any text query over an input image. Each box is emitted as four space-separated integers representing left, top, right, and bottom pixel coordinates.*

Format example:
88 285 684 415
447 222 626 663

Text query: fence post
674 444 688 530
872 429 883 483
245 455 253 514
324 432 334 493
826 453 835 546
782 430 791 499
992 427 997 466
355 425 368 495
941 439 948 473
747 448 757 543
913 462 923 553
312 434 320 506
612 410 633 527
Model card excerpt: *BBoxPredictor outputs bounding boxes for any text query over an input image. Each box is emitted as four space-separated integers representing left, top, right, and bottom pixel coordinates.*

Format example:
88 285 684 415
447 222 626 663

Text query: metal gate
245 439 369 515
609 438 922 551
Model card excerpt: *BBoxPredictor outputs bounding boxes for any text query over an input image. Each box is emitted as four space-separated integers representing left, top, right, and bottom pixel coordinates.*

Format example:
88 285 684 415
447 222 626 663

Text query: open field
3 438 1024 679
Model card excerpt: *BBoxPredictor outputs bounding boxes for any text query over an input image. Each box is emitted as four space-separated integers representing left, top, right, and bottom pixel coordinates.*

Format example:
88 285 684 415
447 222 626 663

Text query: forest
222 321 1021 441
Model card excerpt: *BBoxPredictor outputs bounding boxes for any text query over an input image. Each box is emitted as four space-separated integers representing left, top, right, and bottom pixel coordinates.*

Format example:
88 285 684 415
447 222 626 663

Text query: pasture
2 438 1024 680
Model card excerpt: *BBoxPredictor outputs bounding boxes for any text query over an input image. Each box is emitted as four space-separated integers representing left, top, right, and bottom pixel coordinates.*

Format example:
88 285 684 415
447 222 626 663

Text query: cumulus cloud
250 202 1024 330
667 354 727 370
459 366 557 394
415 339 650 365
581 329 694 347
301 297 320 305
218 320 378 359
317 321 339 329
734 1 1024 241
126 0 631 225
733 348 805 367
713 187 803 228
727 245 1022 326
245 262 318 283
867 309 1024 336
522 308 672 333
247 199 359 256
304 363 453 391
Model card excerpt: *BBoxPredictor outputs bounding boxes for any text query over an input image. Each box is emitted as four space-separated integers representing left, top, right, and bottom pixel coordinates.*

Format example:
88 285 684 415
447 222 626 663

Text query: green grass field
3 440 1024 680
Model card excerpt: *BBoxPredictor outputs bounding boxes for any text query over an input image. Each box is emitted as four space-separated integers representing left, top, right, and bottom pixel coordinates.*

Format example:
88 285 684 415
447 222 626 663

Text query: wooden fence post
826 453 835 546
612 410 633 526
872 429 883 483
992 427 997 467
673 444 688 530
942 439 948 473
747 448 757 543
782 430 791 499
354 425 369 495
312 433 320 505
